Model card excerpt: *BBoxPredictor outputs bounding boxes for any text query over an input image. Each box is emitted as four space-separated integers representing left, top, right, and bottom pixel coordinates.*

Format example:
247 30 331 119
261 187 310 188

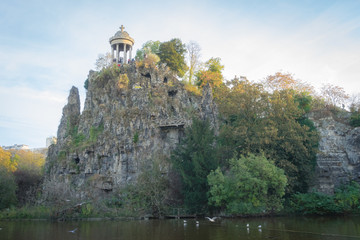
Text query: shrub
207 154 287 215
290 192 341 215
290 182 360 215
350 112 360 127
0 167 17 210
117 74 129 89
184 83 202 96
334 181 360 213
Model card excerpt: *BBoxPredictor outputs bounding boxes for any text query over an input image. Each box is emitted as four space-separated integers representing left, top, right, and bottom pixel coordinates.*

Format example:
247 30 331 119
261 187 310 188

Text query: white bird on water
205 217 217 222
69 228 77 233
246 223 249 227
196 221 199 227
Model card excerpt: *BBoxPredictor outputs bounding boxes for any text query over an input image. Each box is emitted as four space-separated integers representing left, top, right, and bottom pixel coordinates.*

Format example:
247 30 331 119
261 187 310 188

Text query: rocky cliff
43 64 218 201
309 110 360 194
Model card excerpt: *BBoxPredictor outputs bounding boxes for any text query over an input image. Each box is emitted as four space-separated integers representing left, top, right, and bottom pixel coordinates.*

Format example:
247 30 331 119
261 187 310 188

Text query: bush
290 182 360 215
207 154 287 215
350 112 360 127
290 192 341 215
0 167 17 210
334 181 360 213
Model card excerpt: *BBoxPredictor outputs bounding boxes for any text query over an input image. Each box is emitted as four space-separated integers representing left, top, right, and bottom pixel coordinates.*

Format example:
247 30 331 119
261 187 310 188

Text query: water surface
1 216 359 240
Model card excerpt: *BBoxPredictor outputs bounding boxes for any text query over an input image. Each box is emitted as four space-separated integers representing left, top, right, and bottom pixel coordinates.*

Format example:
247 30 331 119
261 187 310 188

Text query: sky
1 0 360 148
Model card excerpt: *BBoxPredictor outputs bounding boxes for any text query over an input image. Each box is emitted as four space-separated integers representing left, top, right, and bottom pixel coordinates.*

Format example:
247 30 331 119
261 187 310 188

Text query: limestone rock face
309 110 360 194
57 86 81 144
43 64 218 201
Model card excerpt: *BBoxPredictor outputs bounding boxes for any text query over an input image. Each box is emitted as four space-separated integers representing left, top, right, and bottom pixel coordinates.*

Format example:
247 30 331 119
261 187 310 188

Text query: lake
1 216 359 240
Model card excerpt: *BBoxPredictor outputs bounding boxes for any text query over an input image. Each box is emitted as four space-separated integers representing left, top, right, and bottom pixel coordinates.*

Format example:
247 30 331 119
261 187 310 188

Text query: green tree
208 154 287 214
158 38 188 77
135 40 161 61
0 166 17 209
196 57 224 88
216 77 319 194
171 118 218 213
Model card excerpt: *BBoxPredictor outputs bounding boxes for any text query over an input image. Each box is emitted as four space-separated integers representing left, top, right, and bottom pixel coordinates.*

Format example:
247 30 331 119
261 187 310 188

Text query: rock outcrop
309 110 360 194
43 64 218 201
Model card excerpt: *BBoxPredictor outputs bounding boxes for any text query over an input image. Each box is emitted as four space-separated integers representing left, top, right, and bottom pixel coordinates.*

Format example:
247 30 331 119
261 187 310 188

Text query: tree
186 41 201 84
9 150 45 205
135 40 161 61
320 83 349 108
216 77 319 194
131 158 170 217
158 38 188 77
196 57 224 88
349 93 360 113
262 72 314 94
0 147 17 172
171 118 218 213
207 154 287 214
95 52 113 70
0 166 17 209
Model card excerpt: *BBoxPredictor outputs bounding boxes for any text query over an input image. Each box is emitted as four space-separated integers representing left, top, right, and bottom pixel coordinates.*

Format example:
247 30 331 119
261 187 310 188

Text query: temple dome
109 25 134 45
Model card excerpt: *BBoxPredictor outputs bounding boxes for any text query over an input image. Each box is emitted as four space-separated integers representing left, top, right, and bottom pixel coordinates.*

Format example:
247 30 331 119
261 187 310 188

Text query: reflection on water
0 216 359 240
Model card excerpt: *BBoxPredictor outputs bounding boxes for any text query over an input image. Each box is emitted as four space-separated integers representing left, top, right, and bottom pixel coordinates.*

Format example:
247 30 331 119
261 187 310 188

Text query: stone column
123 44 127 63
111 45 114 61
116 44 119 63
129 46 132 61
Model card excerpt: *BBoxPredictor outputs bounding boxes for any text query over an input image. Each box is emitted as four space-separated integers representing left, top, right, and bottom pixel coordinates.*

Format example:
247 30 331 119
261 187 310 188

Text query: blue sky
1 0 360 148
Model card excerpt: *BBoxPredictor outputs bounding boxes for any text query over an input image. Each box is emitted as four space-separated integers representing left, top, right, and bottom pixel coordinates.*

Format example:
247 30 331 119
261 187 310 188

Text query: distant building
46 136 57 148
2 144 29 150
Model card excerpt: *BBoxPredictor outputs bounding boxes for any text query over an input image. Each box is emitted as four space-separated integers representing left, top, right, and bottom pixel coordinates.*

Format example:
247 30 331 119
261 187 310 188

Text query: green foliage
205 57 224 73
334 181 360 213
290 182 360 215
84 78 89 90
295 92 313 113
208 154 287 215
158 38 188 77
350 112 360 127
133 131 139 144
96 64 121 88
216 78 319 194
196 57 224 88
0 167 17 210
135 40 161 61
0 205 53 220
80 203 95 217
171 118 218 214
290 192 341 215
89 124 104 143
67 124 104 153
58 150 67 161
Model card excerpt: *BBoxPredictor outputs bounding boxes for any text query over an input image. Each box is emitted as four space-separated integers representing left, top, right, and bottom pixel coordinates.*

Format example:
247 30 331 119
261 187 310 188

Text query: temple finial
120 25 125 32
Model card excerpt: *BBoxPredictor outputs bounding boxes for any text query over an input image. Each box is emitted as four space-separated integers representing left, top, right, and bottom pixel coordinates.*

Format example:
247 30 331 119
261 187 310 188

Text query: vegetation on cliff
2 37 360 220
